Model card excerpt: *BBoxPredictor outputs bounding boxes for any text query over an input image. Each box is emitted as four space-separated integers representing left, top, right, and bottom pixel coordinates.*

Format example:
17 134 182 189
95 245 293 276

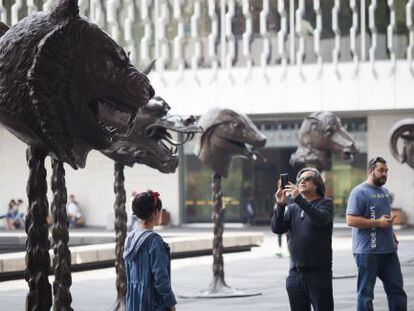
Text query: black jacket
271 195 334 269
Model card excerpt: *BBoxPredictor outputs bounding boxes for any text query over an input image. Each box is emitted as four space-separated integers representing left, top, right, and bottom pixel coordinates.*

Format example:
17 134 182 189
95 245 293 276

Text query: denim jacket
123 229 176 311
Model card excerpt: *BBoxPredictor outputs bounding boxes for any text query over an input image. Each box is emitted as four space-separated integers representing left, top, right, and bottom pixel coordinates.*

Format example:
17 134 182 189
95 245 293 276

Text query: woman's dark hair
296 167 326 197
132 190 162 221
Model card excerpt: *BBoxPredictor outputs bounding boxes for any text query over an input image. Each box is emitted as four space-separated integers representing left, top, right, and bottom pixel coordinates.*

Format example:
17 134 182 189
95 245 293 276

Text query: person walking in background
271 167 334 311
243 192 255 226
66 194 84 228
346 157 407 311
275 233 288 258
123 190 176 311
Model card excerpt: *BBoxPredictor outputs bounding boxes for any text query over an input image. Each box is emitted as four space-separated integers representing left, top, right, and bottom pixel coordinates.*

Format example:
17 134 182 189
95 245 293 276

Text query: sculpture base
179 284 261 299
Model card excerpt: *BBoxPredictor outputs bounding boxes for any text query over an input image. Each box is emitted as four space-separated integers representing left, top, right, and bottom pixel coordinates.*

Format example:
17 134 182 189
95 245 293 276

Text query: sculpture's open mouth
342 148 357 161
226 139 261 160
146 127 195 155
90 97 135 137
130 147 179 173
146 119 199 156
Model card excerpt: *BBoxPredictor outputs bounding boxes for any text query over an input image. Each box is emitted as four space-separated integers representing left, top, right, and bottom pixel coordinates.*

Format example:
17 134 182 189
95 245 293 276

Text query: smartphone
280 173 289 189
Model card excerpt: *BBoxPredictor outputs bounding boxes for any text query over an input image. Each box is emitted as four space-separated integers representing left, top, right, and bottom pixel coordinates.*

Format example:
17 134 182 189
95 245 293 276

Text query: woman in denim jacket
123 190 176 311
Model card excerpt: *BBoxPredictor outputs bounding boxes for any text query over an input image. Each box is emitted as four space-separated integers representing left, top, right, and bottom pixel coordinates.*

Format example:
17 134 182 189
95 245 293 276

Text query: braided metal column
25 146 52 311
179 171 261 298
51 159 73 311
113 162 127 310
210 172 227 291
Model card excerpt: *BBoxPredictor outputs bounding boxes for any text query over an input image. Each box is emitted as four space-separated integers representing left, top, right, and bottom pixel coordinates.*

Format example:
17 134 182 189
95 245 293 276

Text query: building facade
0 0 413 226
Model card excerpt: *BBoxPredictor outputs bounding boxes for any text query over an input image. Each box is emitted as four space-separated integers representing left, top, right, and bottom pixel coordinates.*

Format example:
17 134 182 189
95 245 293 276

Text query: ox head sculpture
102 96 201 173
195 108 267 177
389 118 414 169
290 111 359 171
0 0 155 169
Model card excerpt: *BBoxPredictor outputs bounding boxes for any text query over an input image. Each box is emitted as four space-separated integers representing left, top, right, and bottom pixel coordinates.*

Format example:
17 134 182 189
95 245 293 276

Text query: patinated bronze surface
210 172 226 292
0 1 155 310
25 146 52 310
390 118 414 169
195 108 267 177
103 95 200 309
0 0 154 169
290 111 358 171
194 108 266 297
113 162 127 311
51 159 72 311
103 96 200 173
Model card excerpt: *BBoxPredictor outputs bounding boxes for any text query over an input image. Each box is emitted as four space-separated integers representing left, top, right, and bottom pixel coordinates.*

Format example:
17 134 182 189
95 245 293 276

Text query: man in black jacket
271 167 334 311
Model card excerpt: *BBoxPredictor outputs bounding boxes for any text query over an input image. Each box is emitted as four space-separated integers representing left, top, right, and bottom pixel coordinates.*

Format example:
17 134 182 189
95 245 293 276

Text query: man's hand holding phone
275 173 289 207
275 181 287 206
375 215 395 229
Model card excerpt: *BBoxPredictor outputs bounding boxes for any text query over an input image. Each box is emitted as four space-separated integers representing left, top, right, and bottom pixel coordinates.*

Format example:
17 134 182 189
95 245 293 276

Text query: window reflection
183 117 367 223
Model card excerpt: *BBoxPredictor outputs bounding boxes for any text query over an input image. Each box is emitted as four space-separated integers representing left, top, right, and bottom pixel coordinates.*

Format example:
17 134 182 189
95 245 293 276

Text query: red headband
152 191 160 206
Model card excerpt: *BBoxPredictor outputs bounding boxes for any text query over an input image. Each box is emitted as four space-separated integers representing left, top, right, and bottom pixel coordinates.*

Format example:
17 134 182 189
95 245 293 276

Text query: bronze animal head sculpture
195 108 267 177
0 0 155 169
390 118 414 169
290 111 358 171
102 96 201 173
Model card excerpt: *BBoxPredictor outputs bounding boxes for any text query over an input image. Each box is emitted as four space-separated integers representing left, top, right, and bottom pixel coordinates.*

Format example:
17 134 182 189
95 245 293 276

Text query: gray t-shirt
346 182 395 254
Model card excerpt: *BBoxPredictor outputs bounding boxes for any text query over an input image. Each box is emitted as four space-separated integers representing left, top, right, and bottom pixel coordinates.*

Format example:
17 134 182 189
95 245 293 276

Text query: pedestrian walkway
0 227 413 310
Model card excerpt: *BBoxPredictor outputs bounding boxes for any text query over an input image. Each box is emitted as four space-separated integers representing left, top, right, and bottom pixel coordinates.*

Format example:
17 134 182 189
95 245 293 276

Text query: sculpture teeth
108 126 118 134
93 97 133 135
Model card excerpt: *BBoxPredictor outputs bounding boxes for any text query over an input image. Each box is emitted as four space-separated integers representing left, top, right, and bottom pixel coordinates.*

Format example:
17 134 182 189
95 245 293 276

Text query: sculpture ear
0 22 10 38
27 25 74 165
389 119 414 164
142 59 157 75
51 0 79 20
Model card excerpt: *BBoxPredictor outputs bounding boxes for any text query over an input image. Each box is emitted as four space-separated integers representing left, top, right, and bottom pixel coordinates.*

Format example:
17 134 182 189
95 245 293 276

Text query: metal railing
1 0 413 78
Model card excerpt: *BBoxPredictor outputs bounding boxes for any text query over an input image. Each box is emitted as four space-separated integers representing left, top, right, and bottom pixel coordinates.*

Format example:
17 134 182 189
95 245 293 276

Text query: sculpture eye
325 128 334 136
231 122 241 129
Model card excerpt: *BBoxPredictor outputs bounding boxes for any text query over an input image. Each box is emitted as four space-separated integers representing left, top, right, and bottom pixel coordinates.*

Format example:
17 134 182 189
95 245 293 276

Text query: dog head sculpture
0 0 155 168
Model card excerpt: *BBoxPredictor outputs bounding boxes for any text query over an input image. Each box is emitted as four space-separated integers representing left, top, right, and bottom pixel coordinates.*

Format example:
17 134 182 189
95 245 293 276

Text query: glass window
325 152 367 220
182 116 367 223
183 156 244 223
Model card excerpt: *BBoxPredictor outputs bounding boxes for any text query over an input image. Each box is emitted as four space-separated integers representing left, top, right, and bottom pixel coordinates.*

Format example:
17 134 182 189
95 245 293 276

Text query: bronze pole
113 162 127 310
210 172 227 291
51 159 73 311
25 146 52 310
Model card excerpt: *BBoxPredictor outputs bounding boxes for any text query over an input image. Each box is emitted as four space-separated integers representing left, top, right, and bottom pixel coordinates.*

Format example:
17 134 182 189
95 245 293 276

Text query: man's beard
373 174 386 187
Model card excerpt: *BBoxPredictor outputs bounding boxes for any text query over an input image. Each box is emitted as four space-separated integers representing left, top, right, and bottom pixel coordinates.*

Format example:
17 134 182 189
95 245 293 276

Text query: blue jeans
354 253 407 311
286 267 333 311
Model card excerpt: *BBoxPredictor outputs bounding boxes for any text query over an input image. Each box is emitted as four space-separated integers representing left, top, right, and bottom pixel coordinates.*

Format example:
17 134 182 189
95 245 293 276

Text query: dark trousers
286 267 333 311
354 253 407 311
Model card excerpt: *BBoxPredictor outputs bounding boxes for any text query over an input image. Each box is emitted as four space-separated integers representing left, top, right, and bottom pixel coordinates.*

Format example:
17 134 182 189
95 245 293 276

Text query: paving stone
0 227 413 310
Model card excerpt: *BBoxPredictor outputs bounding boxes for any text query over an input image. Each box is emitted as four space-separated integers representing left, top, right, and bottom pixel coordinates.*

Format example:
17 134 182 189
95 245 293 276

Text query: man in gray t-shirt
346 157 407 311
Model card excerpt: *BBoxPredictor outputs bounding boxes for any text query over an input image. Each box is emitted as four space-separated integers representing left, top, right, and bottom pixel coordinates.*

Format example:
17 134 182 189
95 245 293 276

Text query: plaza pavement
0 226 413 310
